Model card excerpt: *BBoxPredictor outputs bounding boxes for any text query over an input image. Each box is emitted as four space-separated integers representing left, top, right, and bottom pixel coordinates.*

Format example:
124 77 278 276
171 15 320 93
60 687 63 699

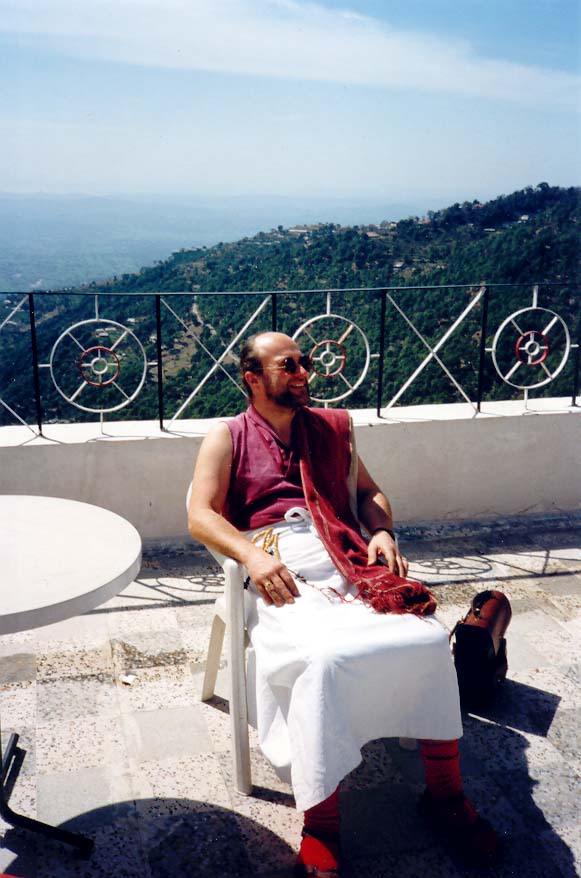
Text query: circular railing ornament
78 345 121 386
292 314 370 403
50 318 148 413
491 307 570 390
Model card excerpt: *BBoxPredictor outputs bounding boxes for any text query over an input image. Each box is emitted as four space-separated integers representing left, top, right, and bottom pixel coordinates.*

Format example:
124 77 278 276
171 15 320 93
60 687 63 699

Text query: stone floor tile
140 805 253 878
461 713 567 777
36 714 127 775
546 706 581 775
36 764 134 828
174 602 218 628
508 606 566 637
133 753 231 810
198 695 260 753
507 665 581 711
0 680 36 728
35 808 148 878
543 593 581 624
0 652 36 685
503 630 549 671
342 847 465 878
0 628 39 648
36 674 119 723
36 644 114 681
538 821 581 878
459 772 528 843
110 629 188 673
190 663 230 701
217 747 293 803
374 738 426 788
526 622 581 664
121 705 213 764
539 573 581 596
178 625 215 659
342 781 431 858
491 762 581 833
492 829 574 878
233 807 300 877
222 754 299 878
474 545 566 577
32 613 110 651
409 552 497 587
0 773 37 831
106 605 179 637
115 662 197 713
340 738 404 792
0 823 40 878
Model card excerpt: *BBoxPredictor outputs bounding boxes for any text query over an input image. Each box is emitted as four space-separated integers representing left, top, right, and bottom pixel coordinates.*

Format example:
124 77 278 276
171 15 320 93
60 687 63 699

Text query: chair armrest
205 547 246 635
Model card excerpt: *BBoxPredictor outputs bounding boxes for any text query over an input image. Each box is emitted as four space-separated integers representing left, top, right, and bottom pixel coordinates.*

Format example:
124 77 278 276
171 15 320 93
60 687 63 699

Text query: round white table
0 494 142 852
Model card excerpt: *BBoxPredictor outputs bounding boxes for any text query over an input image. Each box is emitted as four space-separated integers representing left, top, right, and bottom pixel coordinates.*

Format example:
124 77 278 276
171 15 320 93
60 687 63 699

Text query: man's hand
367 532 409 577
246 546 301 607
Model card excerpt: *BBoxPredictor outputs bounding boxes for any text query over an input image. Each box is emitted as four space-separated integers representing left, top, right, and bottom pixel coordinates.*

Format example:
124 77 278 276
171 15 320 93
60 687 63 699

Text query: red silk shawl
294 407 436 616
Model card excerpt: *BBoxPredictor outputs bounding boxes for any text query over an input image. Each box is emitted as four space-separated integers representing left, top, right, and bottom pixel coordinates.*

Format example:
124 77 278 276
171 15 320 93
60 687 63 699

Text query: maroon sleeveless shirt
224 406 307 530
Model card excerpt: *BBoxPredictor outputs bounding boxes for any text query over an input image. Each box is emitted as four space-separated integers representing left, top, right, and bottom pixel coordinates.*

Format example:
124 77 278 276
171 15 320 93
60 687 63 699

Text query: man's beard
263 375 310 408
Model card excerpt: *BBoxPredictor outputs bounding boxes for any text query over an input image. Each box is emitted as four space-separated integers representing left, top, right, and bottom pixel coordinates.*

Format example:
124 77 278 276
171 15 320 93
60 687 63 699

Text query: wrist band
371 526 396 540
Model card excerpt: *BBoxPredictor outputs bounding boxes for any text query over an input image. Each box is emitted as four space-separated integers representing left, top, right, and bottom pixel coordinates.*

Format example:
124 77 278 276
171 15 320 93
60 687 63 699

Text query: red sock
297 789 340 872
420 738 463 799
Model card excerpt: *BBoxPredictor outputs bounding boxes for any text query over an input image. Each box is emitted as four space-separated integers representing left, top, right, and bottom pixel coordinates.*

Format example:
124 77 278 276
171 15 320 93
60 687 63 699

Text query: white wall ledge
1 397 578 448
1 398 579 539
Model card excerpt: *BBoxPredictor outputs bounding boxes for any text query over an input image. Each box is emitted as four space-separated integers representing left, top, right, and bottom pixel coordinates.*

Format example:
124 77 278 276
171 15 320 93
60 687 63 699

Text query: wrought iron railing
1 283 579 436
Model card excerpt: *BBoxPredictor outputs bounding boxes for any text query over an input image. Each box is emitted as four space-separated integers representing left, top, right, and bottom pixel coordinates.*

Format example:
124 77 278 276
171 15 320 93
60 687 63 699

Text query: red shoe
420 790 500 864
294 827 341 877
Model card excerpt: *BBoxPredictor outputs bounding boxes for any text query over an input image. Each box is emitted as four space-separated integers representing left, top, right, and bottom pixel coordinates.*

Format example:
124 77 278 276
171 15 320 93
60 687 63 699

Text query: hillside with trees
1 184 579 426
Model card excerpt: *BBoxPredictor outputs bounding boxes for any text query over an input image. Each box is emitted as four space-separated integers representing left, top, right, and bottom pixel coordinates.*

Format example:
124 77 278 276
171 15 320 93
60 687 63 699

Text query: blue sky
1 0 579 205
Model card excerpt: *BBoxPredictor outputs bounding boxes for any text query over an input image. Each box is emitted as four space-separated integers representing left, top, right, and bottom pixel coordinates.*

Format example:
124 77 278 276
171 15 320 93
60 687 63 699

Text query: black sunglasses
257 355 313 374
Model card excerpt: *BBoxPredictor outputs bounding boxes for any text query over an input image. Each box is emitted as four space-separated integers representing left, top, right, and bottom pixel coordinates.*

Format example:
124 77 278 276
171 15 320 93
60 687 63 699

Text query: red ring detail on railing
515 330 550 366
78 345 121 387
309 339 347 378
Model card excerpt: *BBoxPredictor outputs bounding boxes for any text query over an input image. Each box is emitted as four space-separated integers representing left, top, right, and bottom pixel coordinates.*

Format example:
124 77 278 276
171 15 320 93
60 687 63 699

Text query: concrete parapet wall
0 400 579 540
354 410 580 525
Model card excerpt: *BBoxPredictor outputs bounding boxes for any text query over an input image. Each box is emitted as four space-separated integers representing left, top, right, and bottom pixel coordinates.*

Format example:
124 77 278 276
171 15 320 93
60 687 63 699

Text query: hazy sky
1 0 580 204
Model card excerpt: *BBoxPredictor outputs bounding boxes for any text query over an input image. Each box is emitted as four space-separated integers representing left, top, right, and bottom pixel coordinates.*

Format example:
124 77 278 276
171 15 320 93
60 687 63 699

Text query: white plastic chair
199 542 417 798
201 547 253 795
186 484 253 795
187 423 415 798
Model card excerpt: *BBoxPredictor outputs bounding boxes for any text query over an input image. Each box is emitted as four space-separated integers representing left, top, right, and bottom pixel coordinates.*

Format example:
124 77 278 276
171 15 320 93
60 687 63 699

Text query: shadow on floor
3 798 296 878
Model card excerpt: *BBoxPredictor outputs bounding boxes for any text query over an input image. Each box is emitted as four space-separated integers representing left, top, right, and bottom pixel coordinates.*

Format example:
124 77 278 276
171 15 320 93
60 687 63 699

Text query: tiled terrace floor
1 519 580 878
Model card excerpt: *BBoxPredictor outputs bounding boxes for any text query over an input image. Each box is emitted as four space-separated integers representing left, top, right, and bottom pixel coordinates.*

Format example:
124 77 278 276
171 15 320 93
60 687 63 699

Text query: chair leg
228 645 252 796
201 614 226 702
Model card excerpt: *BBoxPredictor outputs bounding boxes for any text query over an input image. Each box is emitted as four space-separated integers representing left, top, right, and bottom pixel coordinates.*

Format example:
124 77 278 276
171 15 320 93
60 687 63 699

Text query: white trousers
244 508 462 812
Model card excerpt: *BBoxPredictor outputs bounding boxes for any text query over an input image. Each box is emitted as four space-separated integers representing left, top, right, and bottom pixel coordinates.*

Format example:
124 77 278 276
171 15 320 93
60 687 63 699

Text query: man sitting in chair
187 331 498 876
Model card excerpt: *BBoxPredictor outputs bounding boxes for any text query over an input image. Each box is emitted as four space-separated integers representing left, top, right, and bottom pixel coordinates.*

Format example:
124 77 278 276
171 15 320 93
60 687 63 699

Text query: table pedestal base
1 729 94 854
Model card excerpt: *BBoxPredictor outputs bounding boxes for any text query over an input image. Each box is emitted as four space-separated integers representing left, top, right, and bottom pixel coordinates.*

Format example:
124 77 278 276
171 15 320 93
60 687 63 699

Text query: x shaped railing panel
381 286 485 412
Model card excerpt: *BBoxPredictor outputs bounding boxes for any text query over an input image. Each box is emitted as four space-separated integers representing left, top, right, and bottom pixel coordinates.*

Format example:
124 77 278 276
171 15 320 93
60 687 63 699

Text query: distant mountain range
0 192 448 292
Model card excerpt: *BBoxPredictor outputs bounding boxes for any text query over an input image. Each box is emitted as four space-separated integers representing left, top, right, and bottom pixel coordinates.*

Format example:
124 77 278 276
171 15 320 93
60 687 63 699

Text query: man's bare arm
356 455 409 577
187 422 300 606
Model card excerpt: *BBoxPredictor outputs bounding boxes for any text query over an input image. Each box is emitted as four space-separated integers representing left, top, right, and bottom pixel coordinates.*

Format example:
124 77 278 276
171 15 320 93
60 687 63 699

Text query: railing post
572 291 581 407
271 293 278 331
28 293 44 435
376 290 387 417
476 284 489 413
155 295 165 429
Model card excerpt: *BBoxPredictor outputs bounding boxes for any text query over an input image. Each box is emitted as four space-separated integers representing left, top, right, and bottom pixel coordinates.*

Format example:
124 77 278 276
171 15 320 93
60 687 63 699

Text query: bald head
251 332 296 358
